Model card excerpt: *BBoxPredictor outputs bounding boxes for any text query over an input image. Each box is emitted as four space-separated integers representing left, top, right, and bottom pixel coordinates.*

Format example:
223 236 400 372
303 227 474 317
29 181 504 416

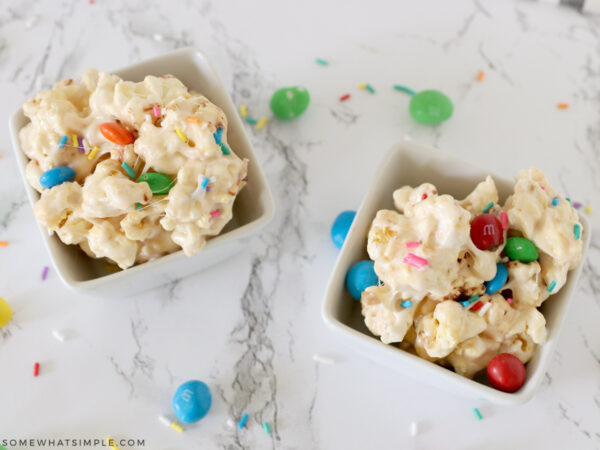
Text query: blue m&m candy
39 166 76 189
172 380 212 424
485 263 508 295
331 211 356 249
346 260 379 300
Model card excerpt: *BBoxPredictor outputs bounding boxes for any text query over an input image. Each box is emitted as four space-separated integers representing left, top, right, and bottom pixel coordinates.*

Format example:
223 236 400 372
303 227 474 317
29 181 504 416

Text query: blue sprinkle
547 280 557 292
213 127 223 145
136 203 142 210
121 161 136 179
552 197 560 206
238 413 249 429
400 300 412 308
201 177 210 190
460 295 479 307
244 117 258 125
58 136 68 148
482 202 494 213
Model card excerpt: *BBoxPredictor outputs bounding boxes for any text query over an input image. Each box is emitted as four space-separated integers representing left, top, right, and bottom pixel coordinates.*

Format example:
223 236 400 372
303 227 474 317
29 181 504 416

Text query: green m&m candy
270 87 310 120
504 237 539 263
409 90 453 124
137 172 174 195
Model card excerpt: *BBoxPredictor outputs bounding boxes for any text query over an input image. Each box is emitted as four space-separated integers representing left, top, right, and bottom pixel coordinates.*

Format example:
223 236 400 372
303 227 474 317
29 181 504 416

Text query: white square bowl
8 48 274 296
322 141 591 405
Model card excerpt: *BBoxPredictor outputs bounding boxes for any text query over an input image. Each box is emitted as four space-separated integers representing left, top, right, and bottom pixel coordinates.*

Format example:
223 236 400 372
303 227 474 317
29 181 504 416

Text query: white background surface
0 0 599 449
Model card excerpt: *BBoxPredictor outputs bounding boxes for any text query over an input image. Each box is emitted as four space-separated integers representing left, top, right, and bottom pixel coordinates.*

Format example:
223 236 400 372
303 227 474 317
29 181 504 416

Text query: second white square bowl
322 140 590 405
8 48 274 296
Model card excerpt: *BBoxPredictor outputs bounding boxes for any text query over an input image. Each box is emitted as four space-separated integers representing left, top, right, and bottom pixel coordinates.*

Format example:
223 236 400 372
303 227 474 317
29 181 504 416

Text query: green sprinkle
263 422 271 435
574 224 581 240
220 143 231 155
482 202 494 213
460 295 479 307
365 84 375 94
121 161 136 179
566 197 572 203
547 280 557 292
393 85 416 96
136 203 142 210
473 408 483 420
244 117 258 125
315 58 328 66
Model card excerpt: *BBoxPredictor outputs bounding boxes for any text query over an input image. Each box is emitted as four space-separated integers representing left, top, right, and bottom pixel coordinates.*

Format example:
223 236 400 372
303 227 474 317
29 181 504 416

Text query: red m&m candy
470 214 503 250
487 353 526 393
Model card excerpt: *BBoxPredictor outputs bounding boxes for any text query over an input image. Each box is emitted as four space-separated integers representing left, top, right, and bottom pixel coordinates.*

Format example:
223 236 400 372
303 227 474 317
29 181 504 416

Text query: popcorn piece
33 182 83 228
504 261 548 308
458 176 499 215
361 285 416 344
87 221 138 269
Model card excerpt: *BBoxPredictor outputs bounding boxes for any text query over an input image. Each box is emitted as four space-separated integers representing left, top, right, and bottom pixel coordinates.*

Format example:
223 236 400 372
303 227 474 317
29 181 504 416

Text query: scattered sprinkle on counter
41 266 49 281
263 422 272 435
52 329 66 343
393 85 416 96
365 83 375 94
0 241 8 247
33 362 40 377
473 408 483 420
547 280 557 292
238 413 249 429
557 103 569 109
239 105 247 118
255 117 268 130
339 94 351 102
159 415 183 433
477 71 485 81
121 161 136 179
106 437 119 450
245 117 258 125
482 201 494 213
358 83 366 89
315 58 328 66
585 205 592 215
574 224 581 240
572 201 582 209
410 421 419 437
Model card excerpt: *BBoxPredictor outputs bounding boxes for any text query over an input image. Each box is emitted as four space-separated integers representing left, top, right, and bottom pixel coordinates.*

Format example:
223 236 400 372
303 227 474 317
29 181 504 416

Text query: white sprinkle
226 419 235 428
152 33 165 42
478 302 492 317
158 415 171 427
410 421 418 437
25 16 39 29
312 354 335 365
52 329 67 343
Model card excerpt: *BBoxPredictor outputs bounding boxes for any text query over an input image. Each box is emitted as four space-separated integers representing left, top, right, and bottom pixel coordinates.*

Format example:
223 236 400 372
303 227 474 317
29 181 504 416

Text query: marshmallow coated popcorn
361 170 583 378
20 69 248 269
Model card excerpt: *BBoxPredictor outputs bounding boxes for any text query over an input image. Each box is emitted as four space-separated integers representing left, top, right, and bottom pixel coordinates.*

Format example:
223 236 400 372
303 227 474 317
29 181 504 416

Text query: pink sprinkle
153 105 160 118
506 298 513 306
210 210 221 219
405 241 420 248
541 186 546 190
41 266 49 281
500 211 508 230
403 253 428 269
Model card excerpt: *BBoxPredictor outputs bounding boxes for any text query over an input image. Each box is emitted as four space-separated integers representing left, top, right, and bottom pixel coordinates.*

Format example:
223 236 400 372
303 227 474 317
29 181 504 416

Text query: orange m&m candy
99 122 134 145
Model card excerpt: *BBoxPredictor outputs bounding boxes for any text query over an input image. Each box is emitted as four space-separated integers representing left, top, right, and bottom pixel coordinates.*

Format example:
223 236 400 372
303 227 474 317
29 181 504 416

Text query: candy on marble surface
0 297 12 328
473 408 483 420
346 260 379 300
137 172 174 195
339 94 351 101
33 362 40 377
39 166 76 189
409 90 453 124
331 210 356 249
487 353 526 392
172 380 212 424
238 413 249 429
484 263 508 295
470 214 503 250
99 122 134 145
270 87 310 119
315 58 328 66
393 85 416 96
255 117 268 130
504 237 538 263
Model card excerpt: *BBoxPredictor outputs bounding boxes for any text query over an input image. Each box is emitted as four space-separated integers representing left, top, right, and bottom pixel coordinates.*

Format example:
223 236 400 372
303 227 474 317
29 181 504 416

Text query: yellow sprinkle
72 134 78 147
175 128 188 143
358 83 366 89
87 146 99 161
170 422 184 433
106 437 119 450
255 116 268 130
239 104 247 118
186 116 201 124
585 205 592 215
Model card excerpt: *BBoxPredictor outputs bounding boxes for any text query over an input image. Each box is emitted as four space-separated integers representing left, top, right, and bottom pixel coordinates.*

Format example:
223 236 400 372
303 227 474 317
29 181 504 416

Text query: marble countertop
1 0 599 448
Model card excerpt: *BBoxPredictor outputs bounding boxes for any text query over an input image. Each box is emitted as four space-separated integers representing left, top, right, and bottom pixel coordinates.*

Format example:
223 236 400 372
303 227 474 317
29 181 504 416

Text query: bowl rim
8 47 275 290
321 140 591 405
